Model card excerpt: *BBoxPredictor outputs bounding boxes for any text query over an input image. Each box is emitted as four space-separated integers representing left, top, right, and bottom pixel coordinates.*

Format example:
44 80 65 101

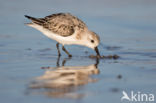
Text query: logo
121 91 154 102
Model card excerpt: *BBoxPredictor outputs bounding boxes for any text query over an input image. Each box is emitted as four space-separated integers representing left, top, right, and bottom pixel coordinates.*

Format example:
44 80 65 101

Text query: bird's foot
68 54 72 57
58 54 61 57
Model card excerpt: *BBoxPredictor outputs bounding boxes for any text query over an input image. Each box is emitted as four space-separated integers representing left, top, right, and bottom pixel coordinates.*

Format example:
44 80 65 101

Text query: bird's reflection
30 57 100 99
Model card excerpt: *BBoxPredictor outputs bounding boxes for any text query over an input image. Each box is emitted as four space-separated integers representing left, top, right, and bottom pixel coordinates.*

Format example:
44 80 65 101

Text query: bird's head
84 31 101 56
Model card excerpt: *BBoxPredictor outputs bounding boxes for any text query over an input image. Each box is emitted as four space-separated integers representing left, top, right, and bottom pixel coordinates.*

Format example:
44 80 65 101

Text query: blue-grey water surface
0 0 156 103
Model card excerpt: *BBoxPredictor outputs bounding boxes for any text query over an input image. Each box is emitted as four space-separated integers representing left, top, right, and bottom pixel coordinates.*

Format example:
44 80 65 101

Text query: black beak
94 46 100 57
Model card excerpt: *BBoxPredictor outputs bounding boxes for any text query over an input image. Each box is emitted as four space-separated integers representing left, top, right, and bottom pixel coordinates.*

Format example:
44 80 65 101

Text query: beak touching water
94 46 100 57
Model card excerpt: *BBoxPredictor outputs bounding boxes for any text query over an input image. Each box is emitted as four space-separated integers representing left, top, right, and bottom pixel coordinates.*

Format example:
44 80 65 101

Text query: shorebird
25 13 100 57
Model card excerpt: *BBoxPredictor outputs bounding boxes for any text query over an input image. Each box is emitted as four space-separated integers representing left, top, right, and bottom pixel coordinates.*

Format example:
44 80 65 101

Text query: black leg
62 57 72 66
56 55 60 67
62 46 72 57
95 58 99 68
56 43 61 57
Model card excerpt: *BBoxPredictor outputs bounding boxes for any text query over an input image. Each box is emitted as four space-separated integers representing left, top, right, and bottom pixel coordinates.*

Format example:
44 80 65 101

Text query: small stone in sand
117 74 122 79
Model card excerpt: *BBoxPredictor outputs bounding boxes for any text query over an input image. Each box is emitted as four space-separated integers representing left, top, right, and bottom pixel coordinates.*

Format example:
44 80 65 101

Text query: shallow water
0 0 156 103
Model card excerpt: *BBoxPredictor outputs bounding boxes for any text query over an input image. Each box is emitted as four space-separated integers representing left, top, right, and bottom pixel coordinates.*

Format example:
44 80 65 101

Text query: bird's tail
24 15 44 25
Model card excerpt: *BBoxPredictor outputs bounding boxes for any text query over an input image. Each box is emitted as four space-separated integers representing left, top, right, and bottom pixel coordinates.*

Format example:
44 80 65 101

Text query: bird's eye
91 40 94 43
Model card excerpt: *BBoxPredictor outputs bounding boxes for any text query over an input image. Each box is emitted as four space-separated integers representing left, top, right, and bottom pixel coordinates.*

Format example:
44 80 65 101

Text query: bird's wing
25 15 44 25
42 13 87 37
25 13 87 37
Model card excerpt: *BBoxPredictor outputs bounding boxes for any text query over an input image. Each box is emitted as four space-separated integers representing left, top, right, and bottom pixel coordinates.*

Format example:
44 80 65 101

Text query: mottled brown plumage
25 13 87 37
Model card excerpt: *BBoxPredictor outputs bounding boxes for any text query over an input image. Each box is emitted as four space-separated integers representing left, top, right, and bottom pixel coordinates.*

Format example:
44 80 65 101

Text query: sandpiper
25 13 100 57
